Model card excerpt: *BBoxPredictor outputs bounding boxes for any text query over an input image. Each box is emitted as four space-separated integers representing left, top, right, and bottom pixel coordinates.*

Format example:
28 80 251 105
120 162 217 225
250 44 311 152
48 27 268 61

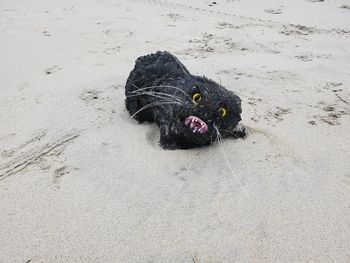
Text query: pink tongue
184 116 208 134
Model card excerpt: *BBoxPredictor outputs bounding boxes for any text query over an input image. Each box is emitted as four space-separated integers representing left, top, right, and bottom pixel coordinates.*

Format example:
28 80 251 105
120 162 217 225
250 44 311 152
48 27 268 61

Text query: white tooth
193 127 198 132
198 128 202 133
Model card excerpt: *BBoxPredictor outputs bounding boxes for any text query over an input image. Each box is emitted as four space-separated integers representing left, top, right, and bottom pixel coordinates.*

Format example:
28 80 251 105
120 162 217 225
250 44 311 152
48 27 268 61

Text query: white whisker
214 124 249 197
219 128 239 139
131 83 190 97
127 90 188 105
130 101 182 119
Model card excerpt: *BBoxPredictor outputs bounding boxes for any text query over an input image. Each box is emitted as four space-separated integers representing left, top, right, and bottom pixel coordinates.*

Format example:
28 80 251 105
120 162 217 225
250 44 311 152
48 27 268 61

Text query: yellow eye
192 92 201 103
218 107 227 117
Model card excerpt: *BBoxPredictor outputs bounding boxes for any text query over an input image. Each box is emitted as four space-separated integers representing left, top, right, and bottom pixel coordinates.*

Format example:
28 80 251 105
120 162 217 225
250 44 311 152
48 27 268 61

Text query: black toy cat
125 51 245 149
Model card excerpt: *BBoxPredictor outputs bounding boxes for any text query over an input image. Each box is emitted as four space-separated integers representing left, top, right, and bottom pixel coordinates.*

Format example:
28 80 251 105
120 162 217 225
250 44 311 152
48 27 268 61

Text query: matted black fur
125 51 245 149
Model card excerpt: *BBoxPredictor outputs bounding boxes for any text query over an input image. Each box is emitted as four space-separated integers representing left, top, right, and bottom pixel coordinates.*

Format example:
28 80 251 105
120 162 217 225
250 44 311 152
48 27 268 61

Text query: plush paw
232 125 246 139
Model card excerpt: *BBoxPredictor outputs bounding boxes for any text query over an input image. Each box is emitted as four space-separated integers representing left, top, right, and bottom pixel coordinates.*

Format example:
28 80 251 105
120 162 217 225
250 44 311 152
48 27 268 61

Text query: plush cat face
160 75 244 146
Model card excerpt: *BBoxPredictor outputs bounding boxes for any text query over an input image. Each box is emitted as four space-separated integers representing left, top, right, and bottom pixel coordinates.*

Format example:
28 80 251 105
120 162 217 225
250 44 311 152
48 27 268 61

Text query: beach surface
1 0 350 262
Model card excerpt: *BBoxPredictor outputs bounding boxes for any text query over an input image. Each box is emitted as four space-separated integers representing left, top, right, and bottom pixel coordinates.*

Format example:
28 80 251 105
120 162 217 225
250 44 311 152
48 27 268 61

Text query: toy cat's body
125 51 245 149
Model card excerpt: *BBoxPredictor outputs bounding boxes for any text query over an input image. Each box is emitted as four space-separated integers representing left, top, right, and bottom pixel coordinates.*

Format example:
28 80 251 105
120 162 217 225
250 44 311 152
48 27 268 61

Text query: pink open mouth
184 116 208 134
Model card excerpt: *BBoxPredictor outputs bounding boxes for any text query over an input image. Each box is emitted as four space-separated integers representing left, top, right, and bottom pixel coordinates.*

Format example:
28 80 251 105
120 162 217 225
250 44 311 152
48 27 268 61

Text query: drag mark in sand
0 131 80 180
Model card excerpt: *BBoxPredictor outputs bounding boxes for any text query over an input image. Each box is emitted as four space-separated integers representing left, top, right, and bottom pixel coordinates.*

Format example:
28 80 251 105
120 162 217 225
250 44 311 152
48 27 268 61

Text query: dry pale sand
1 0 350 262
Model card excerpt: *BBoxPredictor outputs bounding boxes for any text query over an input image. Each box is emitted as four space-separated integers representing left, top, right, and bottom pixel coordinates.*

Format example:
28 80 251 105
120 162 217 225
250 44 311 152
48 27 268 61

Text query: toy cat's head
159 74 245 147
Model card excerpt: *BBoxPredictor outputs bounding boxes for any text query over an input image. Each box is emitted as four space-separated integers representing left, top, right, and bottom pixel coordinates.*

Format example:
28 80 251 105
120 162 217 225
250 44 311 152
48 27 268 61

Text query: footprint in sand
103 46 121 55
165 13 183 21
42 30 51 36
280 24 319 36
44 65 62 75
79 90 101 104
265 8 283 15
295 55 313 62
308 99 348 125
340 5 350 10
320 105 346 125
53 165 79 188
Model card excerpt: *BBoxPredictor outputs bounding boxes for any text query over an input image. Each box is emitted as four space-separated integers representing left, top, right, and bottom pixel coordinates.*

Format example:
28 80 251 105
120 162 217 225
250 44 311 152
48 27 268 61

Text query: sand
1 0 350 262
